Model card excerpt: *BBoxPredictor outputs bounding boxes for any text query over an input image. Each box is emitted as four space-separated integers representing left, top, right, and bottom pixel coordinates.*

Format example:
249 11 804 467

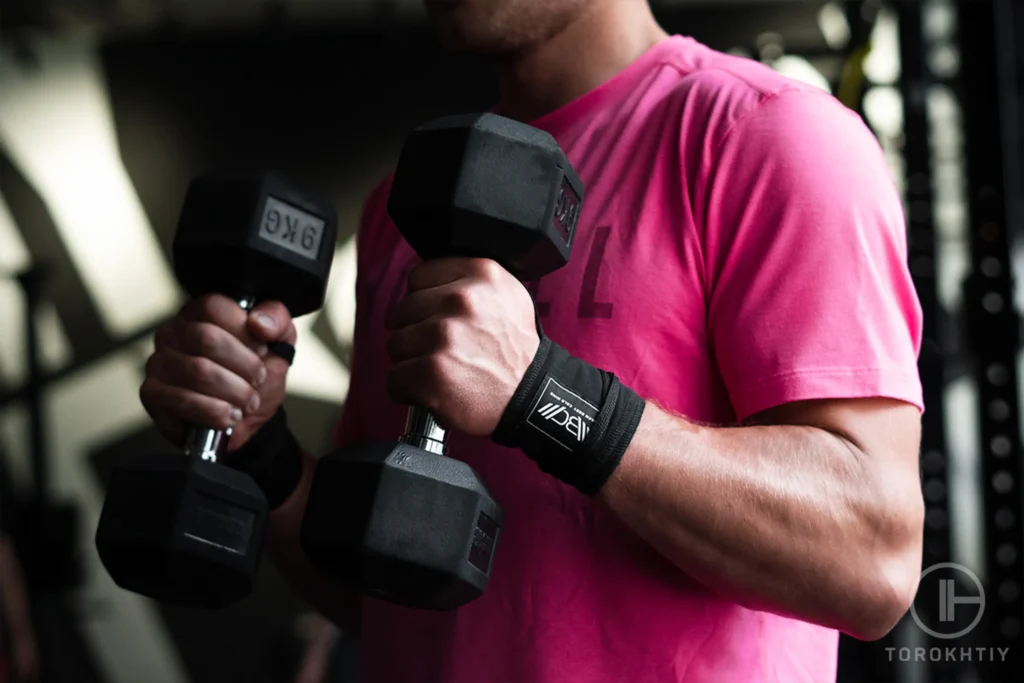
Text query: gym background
0 0 1021 682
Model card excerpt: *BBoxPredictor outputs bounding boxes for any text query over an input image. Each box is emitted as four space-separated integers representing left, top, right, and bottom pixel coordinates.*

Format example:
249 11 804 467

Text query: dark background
0 1 1022 682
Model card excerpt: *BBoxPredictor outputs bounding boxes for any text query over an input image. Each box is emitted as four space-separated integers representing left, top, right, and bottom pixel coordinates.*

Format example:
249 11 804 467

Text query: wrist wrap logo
525 376 598 451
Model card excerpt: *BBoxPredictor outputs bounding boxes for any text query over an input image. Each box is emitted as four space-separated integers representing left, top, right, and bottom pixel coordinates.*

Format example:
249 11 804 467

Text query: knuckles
186 356 220 387
414 362 447 415
193 293 231 322
144 352 161 380
445 286 477 317
421 354 449 386
190 322 222 357
420 357 455 417
153 322 175 350
138 377 157 410
470 258 505 283
385 355 454 412
432 317 458 351
385 318 460 363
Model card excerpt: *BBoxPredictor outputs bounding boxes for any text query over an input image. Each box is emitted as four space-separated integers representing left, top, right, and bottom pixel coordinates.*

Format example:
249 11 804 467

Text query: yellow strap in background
837 42 872 110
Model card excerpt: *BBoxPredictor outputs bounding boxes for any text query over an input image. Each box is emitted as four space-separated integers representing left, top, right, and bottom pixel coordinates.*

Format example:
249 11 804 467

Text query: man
140 0 926 681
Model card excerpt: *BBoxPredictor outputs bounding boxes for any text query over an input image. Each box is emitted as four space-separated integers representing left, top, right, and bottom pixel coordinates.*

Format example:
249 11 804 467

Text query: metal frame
958 1 1024 680
897 3 960 682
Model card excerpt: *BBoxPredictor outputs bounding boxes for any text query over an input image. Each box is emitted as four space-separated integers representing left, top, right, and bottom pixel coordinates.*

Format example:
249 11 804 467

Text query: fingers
180 294 254 336
140 376 250 433
247 301 298 377
386 356 444 409
149 314 266 433
158 295 297 380
142 295 297 447
406 257 500 293
387 283 474 331
158 319 269 386
393 258 504 329
179 294 296 347
147 348 262 416
247 300 298 344
150 413 186 449
386 317 454 363
387 288 447 331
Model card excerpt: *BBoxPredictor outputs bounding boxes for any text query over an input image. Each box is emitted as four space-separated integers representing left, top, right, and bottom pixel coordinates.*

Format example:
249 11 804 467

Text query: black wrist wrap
223 408 303 510
492 336 646 495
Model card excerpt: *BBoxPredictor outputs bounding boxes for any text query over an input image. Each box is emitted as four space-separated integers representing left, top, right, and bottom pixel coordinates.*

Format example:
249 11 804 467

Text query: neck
494 1 668 123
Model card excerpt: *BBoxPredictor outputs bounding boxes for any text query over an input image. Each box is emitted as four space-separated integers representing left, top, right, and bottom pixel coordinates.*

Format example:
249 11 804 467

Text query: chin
434 33 512 55
426 4 516 54
432 27 524 55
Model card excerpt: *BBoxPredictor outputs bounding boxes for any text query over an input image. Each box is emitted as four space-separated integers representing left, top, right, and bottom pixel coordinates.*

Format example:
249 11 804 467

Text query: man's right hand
141 294 297 451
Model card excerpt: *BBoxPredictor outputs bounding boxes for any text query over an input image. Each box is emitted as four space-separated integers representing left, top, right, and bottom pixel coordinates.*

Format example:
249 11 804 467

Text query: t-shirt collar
520 35 688 137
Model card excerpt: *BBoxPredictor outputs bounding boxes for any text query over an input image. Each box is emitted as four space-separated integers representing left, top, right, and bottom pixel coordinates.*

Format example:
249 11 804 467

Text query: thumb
247 301 298 344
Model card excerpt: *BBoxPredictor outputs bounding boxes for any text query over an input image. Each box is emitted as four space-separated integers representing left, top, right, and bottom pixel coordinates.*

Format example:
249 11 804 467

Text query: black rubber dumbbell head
301 442 503 610
96 454 267 608
301 114 584 612
97 171 338 609
387 112 584 281
174 172 338 316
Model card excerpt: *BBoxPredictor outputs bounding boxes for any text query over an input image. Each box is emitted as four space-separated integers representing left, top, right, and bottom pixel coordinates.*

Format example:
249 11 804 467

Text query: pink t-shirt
335 35 923 683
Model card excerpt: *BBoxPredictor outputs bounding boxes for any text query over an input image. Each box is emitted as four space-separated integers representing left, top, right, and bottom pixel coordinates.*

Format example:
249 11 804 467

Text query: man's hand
385 258 539 436
140 294 297 449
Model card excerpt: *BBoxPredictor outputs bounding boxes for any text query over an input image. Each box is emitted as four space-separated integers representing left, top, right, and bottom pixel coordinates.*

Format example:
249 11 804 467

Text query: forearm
599 403 923 640
267 452 361 635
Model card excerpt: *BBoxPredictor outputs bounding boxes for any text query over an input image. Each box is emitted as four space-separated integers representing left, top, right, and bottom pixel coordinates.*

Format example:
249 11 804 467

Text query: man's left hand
385 257 540 436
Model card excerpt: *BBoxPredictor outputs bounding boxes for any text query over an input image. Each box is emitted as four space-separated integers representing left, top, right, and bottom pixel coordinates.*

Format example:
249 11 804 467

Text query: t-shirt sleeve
701 88 923 421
